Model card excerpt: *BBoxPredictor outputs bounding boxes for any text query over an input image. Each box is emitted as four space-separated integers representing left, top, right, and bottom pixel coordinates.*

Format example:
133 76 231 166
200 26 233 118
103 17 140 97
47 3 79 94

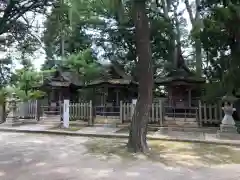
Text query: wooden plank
80 103 83 119
209 104 212 123
120 101 123 124
131 103 134 119
159 100 163 126
219 101 223 120
203 103 207 123
156 102 159 124
89 100 93 126
198 101 202 127
214 104 217 122
123 103 126 122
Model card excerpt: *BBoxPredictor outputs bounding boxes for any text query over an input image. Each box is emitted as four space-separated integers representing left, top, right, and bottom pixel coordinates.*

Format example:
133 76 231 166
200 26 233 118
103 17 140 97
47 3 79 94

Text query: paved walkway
1 122 240 146
0 132 240 180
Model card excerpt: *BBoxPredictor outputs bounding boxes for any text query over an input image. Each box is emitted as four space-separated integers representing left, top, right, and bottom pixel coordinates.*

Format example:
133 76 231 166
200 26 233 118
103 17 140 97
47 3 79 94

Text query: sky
2 1 193 70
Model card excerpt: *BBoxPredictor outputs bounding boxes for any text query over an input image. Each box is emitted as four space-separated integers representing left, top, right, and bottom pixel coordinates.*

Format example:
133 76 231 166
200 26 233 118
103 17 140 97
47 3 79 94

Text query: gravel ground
0 132 240 180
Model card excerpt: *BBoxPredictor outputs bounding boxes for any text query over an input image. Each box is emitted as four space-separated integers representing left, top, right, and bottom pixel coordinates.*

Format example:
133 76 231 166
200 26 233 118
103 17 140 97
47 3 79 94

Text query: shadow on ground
84 138 240 167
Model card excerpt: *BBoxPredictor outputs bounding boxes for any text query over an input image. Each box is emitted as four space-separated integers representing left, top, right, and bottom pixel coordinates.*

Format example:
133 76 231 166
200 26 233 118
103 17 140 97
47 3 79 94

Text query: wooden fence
199 101 222 126
16 100 37 119
120 100 223 126
69 101 92 121
14 99 223 127
120 102 163 125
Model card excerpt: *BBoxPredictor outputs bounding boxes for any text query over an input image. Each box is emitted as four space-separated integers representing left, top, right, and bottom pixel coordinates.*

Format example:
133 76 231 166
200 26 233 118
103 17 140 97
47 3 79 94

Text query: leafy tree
13 58 49 99
42 0 94 64
43 0 186 78
0 0 54 54
16 69 41 96
0 56 13 89
0 0 55 91
63 49 103 83
199 0 240 98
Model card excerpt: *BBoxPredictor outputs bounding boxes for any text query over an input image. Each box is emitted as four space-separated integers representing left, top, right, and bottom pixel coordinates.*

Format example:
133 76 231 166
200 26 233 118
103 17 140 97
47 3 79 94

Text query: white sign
132 99 137 105
63 99 69 128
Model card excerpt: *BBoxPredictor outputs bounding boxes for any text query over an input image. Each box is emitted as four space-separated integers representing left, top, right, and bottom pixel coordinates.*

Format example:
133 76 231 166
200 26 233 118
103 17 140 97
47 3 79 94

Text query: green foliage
200 2 240 97
13 59 54 99
43 0 188 79
14 69 41 96
43 0 93 61
0 56 13 89
0 88 8 105
63 49 103 83
11 88 46 101
201 82 225 103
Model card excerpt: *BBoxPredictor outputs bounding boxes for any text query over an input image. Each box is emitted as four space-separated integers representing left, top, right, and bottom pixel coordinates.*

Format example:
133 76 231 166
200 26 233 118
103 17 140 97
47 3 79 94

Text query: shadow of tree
83 138 240 167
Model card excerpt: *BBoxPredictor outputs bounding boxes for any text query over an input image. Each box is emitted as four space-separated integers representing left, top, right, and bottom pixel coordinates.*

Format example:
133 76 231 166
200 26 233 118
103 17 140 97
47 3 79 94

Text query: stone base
4 118 23 126
217 131 240 140
217 124 239 140
220 124 237 133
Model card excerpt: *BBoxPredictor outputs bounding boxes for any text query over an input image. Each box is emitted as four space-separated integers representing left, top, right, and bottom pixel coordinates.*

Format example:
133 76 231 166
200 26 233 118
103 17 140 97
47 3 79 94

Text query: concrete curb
1 128 240 146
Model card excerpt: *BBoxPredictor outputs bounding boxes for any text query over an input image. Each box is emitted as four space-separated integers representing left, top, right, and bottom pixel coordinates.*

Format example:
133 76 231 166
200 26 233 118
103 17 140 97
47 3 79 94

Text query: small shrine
35 67 83 113
155 46 205 110
85 61 138 116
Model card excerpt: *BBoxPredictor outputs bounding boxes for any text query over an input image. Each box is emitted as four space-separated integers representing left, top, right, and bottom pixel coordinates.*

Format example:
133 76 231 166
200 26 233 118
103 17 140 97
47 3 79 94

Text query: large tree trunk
127 0 153 153
185 0 202 76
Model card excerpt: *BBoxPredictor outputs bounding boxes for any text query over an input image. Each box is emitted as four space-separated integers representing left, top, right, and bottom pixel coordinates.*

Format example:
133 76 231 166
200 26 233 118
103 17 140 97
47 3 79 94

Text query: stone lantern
217 94 239 138
5 93 21 126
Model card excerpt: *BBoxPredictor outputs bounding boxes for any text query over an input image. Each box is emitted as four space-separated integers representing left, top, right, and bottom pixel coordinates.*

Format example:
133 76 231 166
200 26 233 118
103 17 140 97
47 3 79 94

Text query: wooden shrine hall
155 46 205 119
35 67 83 113
85 61 138 116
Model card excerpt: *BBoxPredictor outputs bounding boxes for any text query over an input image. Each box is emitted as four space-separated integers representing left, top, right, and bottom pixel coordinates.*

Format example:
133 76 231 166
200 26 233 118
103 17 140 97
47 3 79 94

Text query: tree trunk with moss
127 0 153 153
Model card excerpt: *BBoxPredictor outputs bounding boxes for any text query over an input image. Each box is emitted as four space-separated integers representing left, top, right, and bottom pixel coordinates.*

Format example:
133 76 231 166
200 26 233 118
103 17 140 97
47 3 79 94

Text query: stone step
94 116 119 127
39 115 61 125
164 116 197 122
158 126 218 133
43 111 60 116
163 120 199 128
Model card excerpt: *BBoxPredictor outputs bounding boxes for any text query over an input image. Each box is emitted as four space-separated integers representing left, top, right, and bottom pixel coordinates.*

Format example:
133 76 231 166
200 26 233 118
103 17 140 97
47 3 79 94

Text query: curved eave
84 79 138 88
155 77 205 85
32 82 84 90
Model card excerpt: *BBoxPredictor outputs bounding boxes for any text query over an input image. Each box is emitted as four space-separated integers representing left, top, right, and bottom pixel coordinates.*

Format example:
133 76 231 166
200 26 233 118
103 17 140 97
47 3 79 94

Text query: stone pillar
5 93 21 126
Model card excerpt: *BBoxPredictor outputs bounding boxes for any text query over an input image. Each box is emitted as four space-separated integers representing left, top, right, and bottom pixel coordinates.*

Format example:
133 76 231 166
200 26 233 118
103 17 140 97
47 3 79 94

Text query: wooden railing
120 100 223 126
69 101 92 121
198 101 222 126
14 99 224 127
16 100 37 119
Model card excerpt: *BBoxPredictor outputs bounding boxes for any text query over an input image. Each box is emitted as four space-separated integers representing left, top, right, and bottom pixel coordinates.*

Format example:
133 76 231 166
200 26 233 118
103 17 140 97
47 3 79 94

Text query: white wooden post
159 100 163 126
35 100 38 121
198 100 202 127
63 99 69 128
89 100 93 126
131 99 137 119
120 101 123 124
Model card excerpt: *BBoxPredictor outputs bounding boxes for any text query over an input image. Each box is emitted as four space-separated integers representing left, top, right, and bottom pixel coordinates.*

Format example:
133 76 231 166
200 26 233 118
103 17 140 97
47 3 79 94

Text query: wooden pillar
168 87 172 106
188 89 191 107
104 86 108 104
58 88 62 108
116 90 119 106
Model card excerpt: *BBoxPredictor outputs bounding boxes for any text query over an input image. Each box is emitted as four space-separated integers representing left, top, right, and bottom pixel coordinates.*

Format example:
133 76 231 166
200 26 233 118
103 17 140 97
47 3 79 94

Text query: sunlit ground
84 138 240 167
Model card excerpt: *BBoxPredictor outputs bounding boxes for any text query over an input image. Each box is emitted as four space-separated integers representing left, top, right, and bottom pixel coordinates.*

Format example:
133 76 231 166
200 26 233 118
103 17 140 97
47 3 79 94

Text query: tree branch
184 0 194 25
